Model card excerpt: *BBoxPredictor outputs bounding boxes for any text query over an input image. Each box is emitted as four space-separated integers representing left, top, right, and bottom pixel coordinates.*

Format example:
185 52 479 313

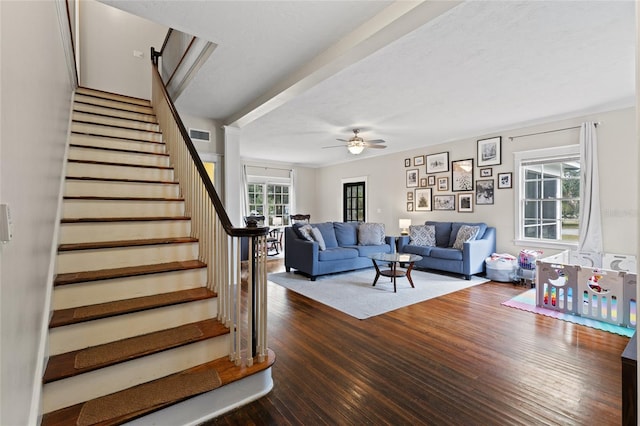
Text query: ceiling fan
323 129 387 155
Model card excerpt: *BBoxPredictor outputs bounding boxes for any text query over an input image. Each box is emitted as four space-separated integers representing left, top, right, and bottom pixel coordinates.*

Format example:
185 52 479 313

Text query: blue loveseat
284 222 394 280
397 221 496 280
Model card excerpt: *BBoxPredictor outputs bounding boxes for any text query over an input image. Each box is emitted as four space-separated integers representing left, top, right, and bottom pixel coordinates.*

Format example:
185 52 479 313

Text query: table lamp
399 219 411 235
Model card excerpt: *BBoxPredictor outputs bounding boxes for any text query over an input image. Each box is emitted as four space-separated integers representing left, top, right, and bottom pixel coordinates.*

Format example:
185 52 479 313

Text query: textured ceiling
102 1 636 168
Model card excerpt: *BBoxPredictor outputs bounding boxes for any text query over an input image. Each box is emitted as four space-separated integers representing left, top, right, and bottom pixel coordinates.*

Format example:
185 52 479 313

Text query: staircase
41 87 274 426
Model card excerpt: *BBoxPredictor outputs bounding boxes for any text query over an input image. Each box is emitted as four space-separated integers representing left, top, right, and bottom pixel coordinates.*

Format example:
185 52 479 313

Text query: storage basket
518 249 543 270
485 253 517 282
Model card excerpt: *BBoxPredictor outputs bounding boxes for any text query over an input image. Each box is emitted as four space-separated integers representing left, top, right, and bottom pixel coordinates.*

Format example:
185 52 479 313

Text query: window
343 181 365 222
515 145 580 248
246 183 290 226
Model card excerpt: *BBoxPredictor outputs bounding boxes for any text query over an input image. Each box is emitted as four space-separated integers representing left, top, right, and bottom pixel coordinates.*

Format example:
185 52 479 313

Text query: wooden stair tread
65 176 177 185
61 216 190 223
54 260 206 286
71 132 165 146
73 119 163 134
59 237 198 252
50 287 215 328
73 102 157 122
43 319 229 383
68 158 172 170
69 143 169 157
73 109 159 126
64 195 183 202
77 87 151 106
41 350 275 426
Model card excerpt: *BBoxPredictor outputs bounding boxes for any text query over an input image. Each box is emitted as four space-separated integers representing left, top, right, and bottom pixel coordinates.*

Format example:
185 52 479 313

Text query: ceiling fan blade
365 144 387 149
366 139 386 144
322 145 346 149
336 138 350 142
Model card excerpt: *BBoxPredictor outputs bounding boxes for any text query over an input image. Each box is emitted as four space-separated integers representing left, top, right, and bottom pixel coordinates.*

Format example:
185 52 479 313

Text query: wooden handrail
150 47 267 239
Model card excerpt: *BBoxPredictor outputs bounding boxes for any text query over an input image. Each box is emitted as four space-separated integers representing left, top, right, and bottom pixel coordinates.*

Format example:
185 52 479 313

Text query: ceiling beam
225 0 463 128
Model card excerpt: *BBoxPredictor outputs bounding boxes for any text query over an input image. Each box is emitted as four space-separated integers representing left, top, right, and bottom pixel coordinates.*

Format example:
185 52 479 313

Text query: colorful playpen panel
536 251 637 328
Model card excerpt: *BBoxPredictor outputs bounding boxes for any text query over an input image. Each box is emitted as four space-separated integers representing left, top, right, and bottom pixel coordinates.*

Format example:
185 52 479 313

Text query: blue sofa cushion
448 222 488 247
333 222 359 246
313 222 339 248
318 247 359 261
402 244 433 257
425 221 452 247
350 244 392 257
429 247 464 261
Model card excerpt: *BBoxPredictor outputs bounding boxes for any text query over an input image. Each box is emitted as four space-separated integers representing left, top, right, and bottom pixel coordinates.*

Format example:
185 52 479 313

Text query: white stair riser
52 268 206 309
70 134 165 154
63 199 184 218
71 122 162 143
65 180 179 198
67 162 174 182
74 102 157 123
72 111 160 132
42 335 229 413
75 94 153 114
57 242 199 273
49 298 218 355
59 220 190 244
68 146 170 167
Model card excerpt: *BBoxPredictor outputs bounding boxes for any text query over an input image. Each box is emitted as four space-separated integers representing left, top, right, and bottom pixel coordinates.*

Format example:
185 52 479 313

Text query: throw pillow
310 227 326 250
409 225 436 246
452 225 480 250
358 223 385 245
297 224 314 242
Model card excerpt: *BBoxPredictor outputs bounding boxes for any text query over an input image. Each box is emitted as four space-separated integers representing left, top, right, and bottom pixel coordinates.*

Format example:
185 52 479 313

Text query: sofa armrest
396 235 410 253
284 227 319 274
462 227 496 275
385 235 397 253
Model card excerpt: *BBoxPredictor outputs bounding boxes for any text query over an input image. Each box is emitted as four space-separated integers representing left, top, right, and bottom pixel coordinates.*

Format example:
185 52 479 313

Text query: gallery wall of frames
404 136 512 213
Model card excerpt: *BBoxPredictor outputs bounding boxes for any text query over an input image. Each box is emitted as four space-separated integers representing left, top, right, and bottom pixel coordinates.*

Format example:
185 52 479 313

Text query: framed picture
407 202 414 212
437 177 448 191
419 178 427 187
433 195 455 211
407 191 414 201
427 175 436 186
426 152 449 174
452 159 474 191
414 155 424 166
477 136 502 166
480 168 492 177
415 188 432 211
476 179 494 205
458 193 473 212
406 169 419 187
498 172 512 189
404 158 411 167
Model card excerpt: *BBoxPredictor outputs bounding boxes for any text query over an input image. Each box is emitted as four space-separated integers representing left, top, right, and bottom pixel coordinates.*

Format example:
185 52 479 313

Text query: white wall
316 107 637 257
78 0 166 99
0 1 74 424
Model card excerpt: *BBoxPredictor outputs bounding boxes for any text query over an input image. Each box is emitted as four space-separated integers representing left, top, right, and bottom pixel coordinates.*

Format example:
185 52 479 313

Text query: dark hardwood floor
207 258 628 425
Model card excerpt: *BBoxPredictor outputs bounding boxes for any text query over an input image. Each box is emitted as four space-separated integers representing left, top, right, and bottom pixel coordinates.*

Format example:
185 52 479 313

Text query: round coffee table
367 252 423 292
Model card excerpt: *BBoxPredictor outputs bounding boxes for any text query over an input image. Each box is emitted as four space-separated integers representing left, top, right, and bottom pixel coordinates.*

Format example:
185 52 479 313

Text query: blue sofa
397 221 496 280
284 222 394 281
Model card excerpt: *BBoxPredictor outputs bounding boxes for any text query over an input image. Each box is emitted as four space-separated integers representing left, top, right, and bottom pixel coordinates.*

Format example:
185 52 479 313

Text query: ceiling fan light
348 144 364 155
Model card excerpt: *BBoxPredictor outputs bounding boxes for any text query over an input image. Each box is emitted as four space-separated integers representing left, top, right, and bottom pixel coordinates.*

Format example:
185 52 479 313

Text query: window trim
341 176 368 222
513 144 580 250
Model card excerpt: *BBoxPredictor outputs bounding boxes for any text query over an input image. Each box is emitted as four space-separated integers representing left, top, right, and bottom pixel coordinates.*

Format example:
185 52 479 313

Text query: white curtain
577 122 602 255
241 165 249 219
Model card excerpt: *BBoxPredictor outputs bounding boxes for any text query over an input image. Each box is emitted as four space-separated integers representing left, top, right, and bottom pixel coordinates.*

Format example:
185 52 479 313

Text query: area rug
502 289 635 337
268 269 488 319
